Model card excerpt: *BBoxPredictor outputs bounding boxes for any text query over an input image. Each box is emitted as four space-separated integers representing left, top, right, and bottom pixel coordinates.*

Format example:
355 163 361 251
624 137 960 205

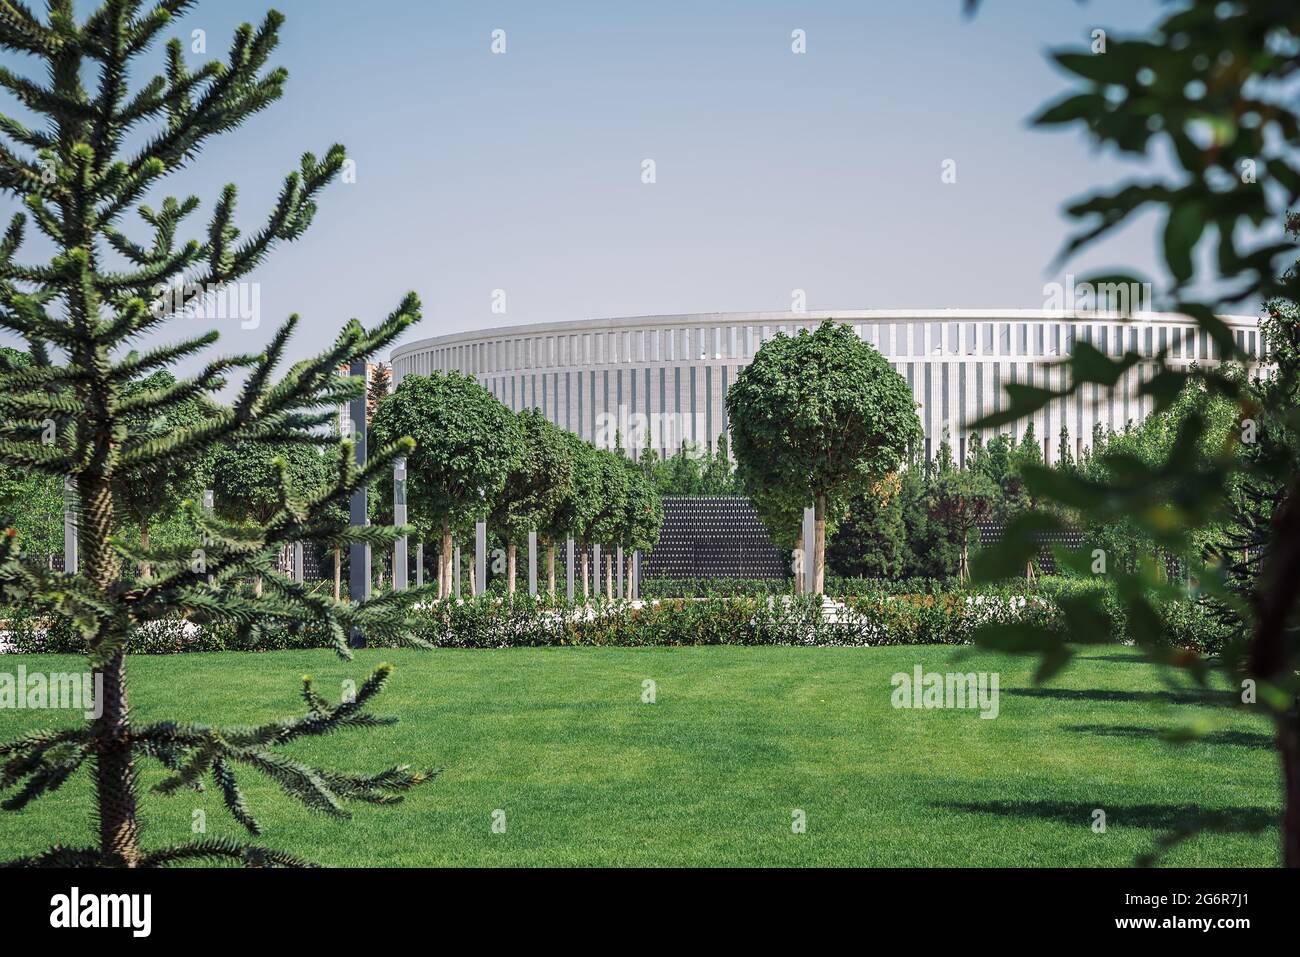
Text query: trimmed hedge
639 576 969 598
0 593 1055 652
1 584 1229 654
0 608 327 655
407 597 822 647
1034 576 1234 653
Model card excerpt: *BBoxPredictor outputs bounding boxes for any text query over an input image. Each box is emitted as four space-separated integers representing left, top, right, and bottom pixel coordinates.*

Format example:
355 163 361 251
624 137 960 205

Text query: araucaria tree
369 371 521 598
0 3 435 867
727 320 921 594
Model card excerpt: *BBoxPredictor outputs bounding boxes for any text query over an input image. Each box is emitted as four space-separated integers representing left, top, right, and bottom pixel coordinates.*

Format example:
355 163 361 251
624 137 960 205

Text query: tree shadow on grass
1074 651 1226 668
935 799 1274 833
1064 724 1273 749
1003 687 1231 707
935 799 1277 866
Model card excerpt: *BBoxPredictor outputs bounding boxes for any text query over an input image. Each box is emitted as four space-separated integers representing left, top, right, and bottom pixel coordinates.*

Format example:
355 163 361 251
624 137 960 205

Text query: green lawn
0 646 1281 866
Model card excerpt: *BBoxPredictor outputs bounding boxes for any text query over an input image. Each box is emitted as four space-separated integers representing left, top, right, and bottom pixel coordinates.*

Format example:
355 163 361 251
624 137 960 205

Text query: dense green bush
838 592 1059 645
1031 576 1233 654
0 606 80 653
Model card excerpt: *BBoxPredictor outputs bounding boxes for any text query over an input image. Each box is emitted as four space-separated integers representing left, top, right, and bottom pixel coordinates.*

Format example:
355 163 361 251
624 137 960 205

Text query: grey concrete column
416 543 424 588
566 536 575 601
348 359 370 647
527 530 538 597
62 476 77 574
392 456 408 591
616 546 624 599
592 544 601 597
802 505 816 595
632 550 640 600
474 520 487 596
293 542 304 583
453 545 461 597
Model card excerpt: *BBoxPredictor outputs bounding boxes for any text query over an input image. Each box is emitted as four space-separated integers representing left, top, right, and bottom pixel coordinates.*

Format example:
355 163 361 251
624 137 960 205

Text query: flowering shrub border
0 584 1225 654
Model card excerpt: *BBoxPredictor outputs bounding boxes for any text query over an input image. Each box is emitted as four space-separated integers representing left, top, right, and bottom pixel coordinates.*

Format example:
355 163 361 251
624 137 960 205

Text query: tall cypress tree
0 2 434 867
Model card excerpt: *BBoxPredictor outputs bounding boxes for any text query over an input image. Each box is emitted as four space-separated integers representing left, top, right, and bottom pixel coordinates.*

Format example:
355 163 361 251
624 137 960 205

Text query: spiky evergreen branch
128 665 437 832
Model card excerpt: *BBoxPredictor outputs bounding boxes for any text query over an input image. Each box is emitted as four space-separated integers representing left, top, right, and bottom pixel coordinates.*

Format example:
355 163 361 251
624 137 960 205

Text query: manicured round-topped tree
615 458 664 596
370 372 522 598
587 447 630 596
114 370 212 578
546 432 603 597
727 320 920 594
211 439 328 596
488 408 575 594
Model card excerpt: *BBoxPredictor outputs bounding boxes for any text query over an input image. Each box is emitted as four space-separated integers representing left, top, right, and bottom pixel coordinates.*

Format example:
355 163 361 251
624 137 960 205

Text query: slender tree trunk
253 573 263 598
333 548 341 600
627 556 635 600
792 546 804 595
441 520 453 600
960 528 970 583
813 493 826 595
139 516 151 579
605 551 613 596
581 549 589 599
84 474 140 866
507 542 517 595
546 542 556 598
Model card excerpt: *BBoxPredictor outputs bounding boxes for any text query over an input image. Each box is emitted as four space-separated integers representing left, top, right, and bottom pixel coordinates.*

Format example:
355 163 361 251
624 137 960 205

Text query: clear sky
2 0 1179 369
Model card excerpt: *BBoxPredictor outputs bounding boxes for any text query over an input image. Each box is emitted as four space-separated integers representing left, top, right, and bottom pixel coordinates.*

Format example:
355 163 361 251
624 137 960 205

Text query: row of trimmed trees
0 347 664 603
369 371 663 599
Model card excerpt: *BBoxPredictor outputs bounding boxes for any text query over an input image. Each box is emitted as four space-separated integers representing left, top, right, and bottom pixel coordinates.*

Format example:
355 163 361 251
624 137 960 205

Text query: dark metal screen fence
642 497 788 580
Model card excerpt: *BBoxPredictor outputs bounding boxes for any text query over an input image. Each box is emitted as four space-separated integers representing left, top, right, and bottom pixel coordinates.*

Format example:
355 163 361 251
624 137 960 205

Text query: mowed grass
0 646 1281 866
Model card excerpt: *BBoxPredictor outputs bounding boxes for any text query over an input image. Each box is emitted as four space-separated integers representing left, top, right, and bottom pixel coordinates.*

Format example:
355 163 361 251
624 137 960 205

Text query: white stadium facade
390 310 1264 465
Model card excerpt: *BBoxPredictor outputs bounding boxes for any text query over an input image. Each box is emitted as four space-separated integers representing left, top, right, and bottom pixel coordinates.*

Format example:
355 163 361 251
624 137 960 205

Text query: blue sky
2 0 1177 366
